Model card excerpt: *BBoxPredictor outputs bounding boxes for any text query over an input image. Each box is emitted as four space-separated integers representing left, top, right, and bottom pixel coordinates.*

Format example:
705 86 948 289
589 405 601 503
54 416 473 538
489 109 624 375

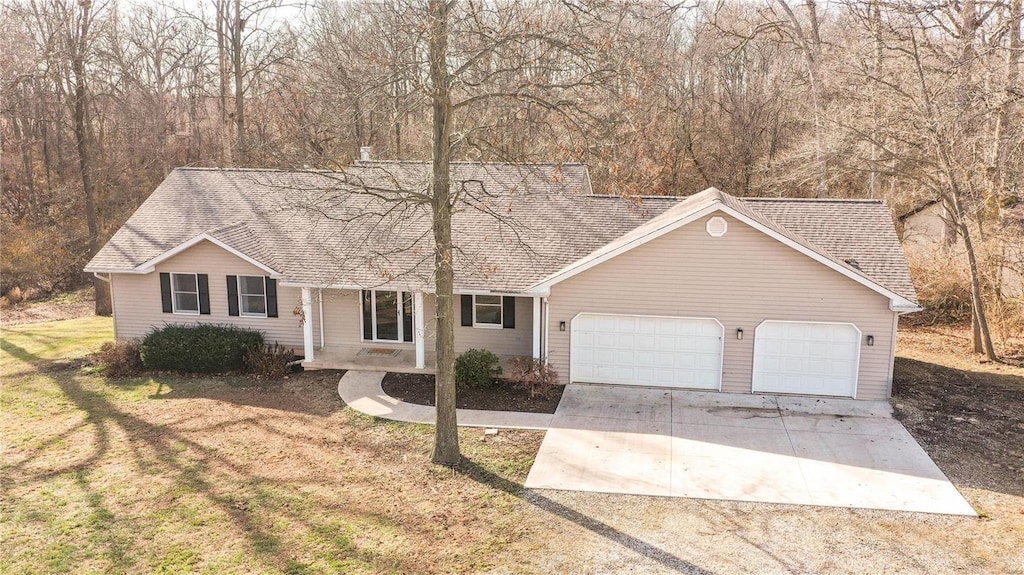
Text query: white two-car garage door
570 313 723 389
752 321 861 398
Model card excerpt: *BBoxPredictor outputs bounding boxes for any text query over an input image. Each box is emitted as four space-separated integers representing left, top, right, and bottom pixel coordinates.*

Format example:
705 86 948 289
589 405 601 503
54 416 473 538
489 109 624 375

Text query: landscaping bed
381 372 564 414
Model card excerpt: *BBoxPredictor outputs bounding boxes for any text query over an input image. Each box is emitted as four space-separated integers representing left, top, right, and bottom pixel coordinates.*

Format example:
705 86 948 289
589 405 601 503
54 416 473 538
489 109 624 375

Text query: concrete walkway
337 371 553 430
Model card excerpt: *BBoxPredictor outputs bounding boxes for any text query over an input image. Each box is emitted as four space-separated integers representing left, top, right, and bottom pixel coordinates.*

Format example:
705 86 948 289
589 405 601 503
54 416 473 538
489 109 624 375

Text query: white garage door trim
752 320 861 399
570 312 724 390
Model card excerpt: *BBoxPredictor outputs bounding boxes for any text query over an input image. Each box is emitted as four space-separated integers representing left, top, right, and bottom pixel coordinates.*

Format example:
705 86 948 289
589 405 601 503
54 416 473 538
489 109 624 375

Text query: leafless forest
1 0 1021 348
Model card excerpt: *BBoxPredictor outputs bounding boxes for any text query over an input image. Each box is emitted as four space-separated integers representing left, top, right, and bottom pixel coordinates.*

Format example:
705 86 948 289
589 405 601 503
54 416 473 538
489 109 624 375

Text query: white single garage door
752 321 861 398
570 313 723 389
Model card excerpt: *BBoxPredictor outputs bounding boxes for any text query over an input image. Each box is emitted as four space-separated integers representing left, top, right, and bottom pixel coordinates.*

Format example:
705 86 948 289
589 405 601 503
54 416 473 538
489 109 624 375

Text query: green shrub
505 356 561 398
244 343 295 379
455 348 502 389
95 340 143 377
140 324 264 373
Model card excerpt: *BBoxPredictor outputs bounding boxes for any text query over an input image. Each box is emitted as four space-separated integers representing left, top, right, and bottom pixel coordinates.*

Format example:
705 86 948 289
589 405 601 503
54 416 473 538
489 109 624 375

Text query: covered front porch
303 344 437 374
293 286 547 373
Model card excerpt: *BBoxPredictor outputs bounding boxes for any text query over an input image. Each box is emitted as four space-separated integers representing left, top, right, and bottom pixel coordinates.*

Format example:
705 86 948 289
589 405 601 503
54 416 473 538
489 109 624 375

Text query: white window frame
170 272 200 315
361 290 412 343
238 275 268 318
473 295 503 329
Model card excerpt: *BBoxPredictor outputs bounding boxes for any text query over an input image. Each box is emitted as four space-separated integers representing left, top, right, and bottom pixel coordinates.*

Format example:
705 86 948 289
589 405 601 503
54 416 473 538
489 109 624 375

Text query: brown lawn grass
1 317 544 574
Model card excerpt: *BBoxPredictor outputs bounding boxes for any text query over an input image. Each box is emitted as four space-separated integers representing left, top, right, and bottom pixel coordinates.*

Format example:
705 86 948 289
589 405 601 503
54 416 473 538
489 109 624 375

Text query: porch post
532 296 542 359
414 291 426 369
301 287 314 361
318 288 325 349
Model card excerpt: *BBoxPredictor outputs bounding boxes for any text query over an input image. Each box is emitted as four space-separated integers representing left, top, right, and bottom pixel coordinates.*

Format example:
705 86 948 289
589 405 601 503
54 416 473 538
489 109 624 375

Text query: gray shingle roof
86 164 916 303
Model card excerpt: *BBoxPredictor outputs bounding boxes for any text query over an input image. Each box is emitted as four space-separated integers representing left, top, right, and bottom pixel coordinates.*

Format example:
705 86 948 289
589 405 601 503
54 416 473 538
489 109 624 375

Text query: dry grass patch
2 317 545 574
1 287 96 325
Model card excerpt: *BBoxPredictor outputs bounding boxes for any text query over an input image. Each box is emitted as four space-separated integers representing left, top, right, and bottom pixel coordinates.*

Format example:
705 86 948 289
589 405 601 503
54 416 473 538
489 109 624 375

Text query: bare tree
63 0 112 315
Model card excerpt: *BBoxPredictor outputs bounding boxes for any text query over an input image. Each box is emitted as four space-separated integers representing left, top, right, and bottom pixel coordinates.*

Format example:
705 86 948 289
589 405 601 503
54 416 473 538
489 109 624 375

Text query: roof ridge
745 197 886 204
585 195 680 200
354 160 587 167
175 166 353 175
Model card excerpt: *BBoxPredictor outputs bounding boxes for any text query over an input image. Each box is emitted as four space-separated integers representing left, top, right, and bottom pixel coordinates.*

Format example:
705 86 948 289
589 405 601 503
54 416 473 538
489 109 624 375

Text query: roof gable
136 232 281 277
528 188 920 311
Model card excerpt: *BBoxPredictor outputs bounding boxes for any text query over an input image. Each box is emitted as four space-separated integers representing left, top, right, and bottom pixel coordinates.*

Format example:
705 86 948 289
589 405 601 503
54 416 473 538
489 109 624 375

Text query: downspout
542 298 550 359
318 288 325 349
885 311 900 399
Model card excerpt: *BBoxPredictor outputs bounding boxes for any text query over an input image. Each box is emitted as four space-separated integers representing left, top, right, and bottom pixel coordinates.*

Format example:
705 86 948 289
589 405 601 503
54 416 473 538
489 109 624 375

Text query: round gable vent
706 216 728 237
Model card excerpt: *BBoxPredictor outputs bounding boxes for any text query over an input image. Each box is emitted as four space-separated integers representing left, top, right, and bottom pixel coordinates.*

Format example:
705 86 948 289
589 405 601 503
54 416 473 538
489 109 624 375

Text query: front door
361 290 414 342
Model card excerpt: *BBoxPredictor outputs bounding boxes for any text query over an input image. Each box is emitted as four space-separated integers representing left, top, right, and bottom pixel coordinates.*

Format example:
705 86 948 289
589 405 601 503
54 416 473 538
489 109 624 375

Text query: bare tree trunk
12 113 37 215
775 0 829 197
960 217 997 360
233 0 246 164
217 0 233 165
990 0 1021 198
70 2 111 316
428 0 459 466
971 306 983 353
868 0 883 198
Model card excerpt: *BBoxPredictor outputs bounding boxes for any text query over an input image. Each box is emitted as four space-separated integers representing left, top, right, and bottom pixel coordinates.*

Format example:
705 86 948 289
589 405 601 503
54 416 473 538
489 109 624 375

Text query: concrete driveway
525 384 976 515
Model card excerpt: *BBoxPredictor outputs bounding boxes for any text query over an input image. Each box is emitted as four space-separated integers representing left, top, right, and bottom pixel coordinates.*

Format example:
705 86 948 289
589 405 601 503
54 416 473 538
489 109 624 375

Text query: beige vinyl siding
546 214 898 401
111 240 311 349
455 296 533 358
318 290 532 359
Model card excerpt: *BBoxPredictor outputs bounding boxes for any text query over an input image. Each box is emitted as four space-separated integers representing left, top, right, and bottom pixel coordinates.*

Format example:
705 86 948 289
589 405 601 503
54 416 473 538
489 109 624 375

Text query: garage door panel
753 321 860 398
571 313 723 390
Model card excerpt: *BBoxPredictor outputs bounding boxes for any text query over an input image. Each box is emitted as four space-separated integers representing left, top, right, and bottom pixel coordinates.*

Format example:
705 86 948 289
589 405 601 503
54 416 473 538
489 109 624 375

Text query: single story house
86 161 920 401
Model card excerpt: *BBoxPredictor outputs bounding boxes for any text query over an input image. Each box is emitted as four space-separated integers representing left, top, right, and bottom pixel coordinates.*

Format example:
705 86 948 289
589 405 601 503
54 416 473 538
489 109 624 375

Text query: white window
238 275 267 317
473 295 503 327
171 273 199 314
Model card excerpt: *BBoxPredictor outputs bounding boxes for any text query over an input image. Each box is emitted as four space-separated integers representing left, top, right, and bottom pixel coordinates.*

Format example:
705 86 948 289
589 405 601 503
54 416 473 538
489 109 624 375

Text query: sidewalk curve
337 371 553 430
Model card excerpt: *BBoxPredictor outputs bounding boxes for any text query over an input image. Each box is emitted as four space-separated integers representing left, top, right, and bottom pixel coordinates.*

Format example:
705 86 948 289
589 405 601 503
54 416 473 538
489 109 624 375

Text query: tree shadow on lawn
893 357 1024 497
141 369 347 417
4 344 413 573
459 458 717 575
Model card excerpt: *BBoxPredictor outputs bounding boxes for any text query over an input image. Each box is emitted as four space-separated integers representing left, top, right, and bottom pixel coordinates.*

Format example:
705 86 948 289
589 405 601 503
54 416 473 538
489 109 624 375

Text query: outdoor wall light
559 321 566 332
867 335 874 346
736 328 744 340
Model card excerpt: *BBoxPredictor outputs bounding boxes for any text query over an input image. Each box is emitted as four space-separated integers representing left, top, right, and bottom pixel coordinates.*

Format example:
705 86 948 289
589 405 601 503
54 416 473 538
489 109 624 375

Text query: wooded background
1 0 1021 344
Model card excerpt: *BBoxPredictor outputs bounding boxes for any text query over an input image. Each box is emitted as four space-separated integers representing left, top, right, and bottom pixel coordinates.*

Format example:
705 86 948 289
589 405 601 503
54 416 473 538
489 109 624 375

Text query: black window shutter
402 293 413 342
226 275 239 316
460 295 473 327
197 274 211 315
502 296 516 329
266 278 278 317
160 273 173 313
362 291 372 340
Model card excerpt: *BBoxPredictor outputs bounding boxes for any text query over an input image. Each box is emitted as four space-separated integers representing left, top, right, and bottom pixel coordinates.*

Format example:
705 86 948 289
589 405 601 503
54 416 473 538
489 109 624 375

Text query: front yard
1 317 544 574
2 316 1022 574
